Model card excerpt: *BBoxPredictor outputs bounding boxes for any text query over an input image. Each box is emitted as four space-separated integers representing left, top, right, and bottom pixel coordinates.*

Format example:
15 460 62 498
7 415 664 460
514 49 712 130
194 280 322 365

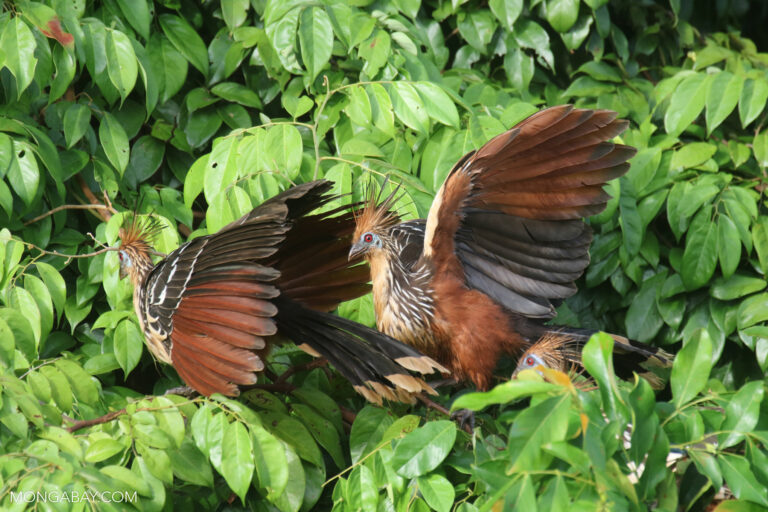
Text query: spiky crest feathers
117 213 165 255
352 179 405 241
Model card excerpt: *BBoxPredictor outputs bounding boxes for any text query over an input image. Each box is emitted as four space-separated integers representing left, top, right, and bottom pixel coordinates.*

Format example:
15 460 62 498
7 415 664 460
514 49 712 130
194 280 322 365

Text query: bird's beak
119 266 127 280
348 242 366 261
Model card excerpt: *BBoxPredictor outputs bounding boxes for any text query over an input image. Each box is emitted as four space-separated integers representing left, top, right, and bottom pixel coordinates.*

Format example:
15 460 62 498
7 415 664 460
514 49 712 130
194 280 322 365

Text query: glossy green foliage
1 0 768 509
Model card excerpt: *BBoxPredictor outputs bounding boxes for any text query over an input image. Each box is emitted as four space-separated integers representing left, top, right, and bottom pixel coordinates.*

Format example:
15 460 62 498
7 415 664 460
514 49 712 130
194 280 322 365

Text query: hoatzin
117 180 445 404
513 331 671 389
350 104 661 390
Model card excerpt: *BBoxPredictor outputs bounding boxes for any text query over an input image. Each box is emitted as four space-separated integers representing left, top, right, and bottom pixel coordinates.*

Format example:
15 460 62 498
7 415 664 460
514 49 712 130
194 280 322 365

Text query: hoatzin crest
350 105 663 390
513 331 671 389
118 180 445 404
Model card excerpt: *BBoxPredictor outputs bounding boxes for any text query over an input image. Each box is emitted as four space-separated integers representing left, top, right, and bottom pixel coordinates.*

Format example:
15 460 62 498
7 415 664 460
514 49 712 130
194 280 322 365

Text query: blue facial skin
349 232 383 259
118 250 132 279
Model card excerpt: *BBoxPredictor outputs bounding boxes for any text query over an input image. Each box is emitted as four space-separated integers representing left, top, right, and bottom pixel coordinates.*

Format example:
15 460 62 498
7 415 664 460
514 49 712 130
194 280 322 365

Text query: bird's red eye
525 357 534 366
118 252 123 261
364 233 373 243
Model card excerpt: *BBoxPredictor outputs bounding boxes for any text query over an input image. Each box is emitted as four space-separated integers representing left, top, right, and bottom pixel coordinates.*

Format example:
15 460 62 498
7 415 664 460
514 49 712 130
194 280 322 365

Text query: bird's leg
427 376 461 389
164 386 198 398
417 393 473 434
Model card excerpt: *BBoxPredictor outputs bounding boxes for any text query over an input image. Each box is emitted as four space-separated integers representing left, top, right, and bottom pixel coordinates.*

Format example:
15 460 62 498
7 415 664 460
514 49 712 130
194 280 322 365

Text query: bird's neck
368 251 393 321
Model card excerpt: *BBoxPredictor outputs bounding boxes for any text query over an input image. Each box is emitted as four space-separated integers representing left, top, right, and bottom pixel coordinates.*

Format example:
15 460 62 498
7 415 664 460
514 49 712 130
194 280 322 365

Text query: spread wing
141 180 442 399
421 105 636 319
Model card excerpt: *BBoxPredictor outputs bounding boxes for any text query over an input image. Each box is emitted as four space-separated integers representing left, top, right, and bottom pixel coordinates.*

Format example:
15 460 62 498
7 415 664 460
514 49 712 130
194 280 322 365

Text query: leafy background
1 0 768 510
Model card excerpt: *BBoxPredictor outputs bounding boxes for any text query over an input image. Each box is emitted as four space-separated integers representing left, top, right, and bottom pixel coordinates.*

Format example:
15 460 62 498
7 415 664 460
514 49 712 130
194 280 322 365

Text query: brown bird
349 105 641 390
117 180 445 404
513 331 671 389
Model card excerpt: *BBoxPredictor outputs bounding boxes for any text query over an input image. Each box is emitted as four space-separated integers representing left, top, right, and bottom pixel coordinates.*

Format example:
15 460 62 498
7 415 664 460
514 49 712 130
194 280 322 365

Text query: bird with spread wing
117 180 445 404
349 105 666 390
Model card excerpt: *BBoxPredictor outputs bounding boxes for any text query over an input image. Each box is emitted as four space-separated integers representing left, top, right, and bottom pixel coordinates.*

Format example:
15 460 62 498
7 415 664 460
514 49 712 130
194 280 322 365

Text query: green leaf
739 77 768 128
737 292 768 329
752 216 768 276
113 319 143 376
291 403 345 468
220 421 254 503
546 0 579 32
170 439 214 487
150 34 188 104
210 82 263 108
40 365 73 411
618 178 642 256
264 125 303 180
55 359 99 405
625 272 665 342
0 307 36 361
719 381 763 449
7 140 40 206
681 206 718 289
671 142 717 170
203 136 238 203
124 135 165 187
706 71 742 134
36 265 65 320
158 14 209 78
99 112 130 175
671 329 713 407
489 0 523 30
105 29 138 103
582 332 627 420
299 7 333 82
417 474 455 512
101 465 153 497
664 73 709 136
391 421 457 478
86 438 125 462
251 423 289 500
719 454 768 506
349 406 394 463
710 273 766 301
115 0 151 40
222 0 250 30
63 103 92 149
347 465 378 512
389 82 429 134
717 214 741 279
358 29 390 78
457 11 496 51
452 380 560 411
415 82 460 128
0 18 37 97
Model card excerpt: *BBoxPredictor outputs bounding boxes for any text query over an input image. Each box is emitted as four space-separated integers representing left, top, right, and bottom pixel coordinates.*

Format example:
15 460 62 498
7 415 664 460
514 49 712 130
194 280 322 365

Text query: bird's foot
450 408 475 434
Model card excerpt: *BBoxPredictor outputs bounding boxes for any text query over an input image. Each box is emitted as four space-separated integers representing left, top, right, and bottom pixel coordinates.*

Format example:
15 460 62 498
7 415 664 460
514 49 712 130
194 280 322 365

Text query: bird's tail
531 327 672 389
274 298 447 404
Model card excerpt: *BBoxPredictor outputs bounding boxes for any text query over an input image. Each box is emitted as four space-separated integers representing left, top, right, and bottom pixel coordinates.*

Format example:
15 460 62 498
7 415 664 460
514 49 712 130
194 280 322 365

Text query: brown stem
66 408 126 433
76 175 114 222
276 358 328 385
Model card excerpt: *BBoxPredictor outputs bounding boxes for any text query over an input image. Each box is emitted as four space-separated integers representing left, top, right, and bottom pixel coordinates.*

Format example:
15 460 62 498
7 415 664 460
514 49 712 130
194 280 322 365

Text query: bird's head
349 180 403 261
117 214 164 285
513 352 549 377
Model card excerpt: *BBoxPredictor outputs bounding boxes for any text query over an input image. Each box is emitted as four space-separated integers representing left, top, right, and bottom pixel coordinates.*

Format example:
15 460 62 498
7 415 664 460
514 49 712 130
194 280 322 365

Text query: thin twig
24 204 114 226
276 358 328 385
66 408 126 433
23 241 116 260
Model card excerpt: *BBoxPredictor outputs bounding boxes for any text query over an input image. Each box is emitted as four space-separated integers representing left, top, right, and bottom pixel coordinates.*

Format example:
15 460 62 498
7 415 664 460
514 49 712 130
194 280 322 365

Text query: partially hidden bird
349 104 664 390
117 180 446 404
513 331 671 389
